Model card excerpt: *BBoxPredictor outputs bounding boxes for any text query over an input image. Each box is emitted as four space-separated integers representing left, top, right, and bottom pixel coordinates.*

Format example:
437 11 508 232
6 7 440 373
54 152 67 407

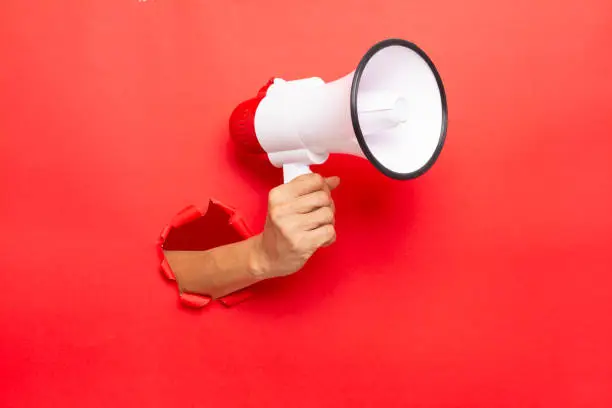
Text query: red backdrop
1 1 611 407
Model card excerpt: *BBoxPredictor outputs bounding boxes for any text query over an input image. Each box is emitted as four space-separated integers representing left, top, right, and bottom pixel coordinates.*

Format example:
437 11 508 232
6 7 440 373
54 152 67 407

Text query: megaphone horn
229 38 448 183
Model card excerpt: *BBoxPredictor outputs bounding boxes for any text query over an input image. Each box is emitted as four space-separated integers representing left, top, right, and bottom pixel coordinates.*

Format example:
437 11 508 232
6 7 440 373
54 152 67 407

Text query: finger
321 233 337 247
291 190 332 214
297 206 334 230
321 177 339 213
285 173 327 197
306 224 336 248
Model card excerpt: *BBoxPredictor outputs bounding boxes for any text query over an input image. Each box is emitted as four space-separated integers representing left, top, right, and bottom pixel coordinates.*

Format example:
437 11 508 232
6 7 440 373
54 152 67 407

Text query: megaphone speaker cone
350 38 448 180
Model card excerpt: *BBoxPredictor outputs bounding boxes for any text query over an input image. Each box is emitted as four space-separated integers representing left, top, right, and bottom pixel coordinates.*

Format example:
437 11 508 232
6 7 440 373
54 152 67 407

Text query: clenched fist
251 173 340 279
166 172 340 300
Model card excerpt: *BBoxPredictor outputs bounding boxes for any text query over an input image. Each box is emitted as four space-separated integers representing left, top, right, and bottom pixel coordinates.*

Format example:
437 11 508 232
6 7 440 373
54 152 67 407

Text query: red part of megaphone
229 78 275 154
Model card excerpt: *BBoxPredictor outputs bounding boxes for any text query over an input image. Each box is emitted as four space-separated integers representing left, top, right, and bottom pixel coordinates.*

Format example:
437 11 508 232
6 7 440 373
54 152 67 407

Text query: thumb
325 176 341 191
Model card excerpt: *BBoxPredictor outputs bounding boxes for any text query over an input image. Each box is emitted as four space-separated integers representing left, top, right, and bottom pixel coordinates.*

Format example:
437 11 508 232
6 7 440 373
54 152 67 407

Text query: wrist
247 234 271 280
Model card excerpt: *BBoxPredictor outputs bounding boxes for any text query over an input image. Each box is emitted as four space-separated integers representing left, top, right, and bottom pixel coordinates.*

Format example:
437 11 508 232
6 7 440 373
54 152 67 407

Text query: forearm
163 235 267 299
163 174 338 302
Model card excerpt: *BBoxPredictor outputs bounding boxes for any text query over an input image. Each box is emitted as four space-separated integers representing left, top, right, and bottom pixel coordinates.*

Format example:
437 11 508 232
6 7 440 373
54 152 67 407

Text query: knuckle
288 235 303 252
317 191 331 206
269 208 282 223
323 207 334 221
310 173 325 188
279 222 293 236
268 188 282 206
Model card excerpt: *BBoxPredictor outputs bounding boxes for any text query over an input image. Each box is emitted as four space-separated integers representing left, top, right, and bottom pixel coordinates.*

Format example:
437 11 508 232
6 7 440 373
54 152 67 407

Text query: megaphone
229 38 447 183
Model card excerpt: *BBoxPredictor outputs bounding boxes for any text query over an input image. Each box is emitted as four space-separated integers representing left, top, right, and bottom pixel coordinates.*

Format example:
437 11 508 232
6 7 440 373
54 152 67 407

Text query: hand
250 173 340 279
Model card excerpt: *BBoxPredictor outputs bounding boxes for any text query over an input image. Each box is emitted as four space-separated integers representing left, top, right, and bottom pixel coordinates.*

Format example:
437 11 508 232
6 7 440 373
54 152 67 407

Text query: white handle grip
283 163 312 183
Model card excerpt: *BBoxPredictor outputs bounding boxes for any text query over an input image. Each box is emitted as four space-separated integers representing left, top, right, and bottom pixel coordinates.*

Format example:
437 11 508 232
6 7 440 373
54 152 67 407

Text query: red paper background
1 1 611 407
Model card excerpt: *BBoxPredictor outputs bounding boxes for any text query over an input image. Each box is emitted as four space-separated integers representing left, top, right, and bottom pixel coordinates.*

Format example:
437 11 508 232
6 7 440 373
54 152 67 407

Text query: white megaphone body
229 38 447 183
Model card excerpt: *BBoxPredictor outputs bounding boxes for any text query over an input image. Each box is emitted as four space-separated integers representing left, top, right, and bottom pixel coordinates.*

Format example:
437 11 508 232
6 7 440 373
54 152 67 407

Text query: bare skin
164 173 340 299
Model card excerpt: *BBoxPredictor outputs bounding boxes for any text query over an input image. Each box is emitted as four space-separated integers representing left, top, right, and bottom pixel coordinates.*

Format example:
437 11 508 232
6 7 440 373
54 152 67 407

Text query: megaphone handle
283 163 312 183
